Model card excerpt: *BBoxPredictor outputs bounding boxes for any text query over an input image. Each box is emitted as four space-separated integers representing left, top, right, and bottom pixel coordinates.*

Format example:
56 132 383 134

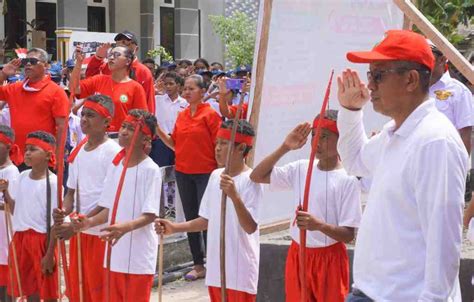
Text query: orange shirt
0 76 69 154
85 56 156 114
228 103 248 119
171 103 222 174
79 75 148 131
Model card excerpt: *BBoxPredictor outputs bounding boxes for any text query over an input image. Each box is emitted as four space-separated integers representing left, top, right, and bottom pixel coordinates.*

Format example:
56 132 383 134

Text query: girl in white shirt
250 110 362 302
155 119 263 302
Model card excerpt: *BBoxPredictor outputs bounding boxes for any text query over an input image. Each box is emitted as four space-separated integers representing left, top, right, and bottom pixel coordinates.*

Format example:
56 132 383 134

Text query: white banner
251 0 404 224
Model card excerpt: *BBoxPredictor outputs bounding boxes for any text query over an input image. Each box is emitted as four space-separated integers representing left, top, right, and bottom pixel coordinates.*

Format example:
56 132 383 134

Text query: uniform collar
384 99 435 138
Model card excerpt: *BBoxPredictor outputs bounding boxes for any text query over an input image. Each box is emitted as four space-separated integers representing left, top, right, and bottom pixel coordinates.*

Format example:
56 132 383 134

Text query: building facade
0 0 259 64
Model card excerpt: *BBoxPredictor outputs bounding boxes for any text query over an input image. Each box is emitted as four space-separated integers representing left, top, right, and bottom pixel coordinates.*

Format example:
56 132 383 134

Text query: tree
209 11 256 67
416 0 474 45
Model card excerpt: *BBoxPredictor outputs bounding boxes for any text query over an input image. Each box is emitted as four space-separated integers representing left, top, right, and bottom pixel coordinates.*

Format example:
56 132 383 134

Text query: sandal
184 268 206 281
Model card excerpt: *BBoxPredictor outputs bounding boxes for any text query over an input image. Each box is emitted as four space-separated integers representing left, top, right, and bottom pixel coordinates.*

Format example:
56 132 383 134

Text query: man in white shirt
428 43 473 202
151 71 187 167
337 30 468 301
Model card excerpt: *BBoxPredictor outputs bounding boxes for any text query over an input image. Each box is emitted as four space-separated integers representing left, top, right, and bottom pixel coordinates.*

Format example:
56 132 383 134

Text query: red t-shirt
79 74 148 131
0 76 69 154
171 103 222 174
85 56 156 114
228 103 248 119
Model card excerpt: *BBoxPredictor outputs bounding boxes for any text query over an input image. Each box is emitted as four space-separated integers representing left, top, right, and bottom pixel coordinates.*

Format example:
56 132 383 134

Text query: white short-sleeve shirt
11 170 58 233
270 160 362 248
154 94 188 134
0 164 19 265
98 157 162 275
67 139 121 236
199 168 263 295
429 72 473 129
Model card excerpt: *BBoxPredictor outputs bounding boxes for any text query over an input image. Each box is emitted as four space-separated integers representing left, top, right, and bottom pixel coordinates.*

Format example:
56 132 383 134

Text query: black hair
316 109 338 121
86 94 115 116
128 109 158 137
392 61 431 93
142 58 156 65
211 62 224 69
178 59 192 68
186 75 207 89
27 130 56 147
0 125 15 141
163 71 184 86
113 46 136 80
220 119 255 156
193 58 210 69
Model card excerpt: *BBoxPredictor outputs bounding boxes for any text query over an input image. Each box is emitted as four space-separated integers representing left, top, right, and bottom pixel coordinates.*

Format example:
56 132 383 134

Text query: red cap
346 30 434 71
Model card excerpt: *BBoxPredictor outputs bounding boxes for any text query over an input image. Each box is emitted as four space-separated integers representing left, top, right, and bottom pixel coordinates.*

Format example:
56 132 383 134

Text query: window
35 2 56 59
160 7 175 61
88 6 106 32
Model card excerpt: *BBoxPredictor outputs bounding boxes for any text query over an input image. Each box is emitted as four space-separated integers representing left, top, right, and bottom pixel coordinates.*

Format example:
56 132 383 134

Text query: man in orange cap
337 30 467 301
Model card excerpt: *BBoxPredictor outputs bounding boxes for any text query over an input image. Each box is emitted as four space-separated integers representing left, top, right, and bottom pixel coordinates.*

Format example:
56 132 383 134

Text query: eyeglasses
367 68 430 84
21 58 41 67
107 51 125 59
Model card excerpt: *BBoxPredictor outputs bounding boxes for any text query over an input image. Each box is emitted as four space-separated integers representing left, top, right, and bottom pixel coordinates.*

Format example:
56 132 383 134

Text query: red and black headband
83 101 112 118
312 118 338 135
0 133 23 165
25 137 56 167
216 128 254 146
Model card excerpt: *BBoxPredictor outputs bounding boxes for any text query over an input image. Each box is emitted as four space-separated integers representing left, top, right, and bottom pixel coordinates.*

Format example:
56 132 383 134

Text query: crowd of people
0 28 472 302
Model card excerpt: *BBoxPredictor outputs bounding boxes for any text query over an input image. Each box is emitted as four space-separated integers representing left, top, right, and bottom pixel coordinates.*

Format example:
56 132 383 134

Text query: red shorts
0 265 8 286
107 271 153 302
208 286 256 302
7 229 59 299
285 241 349 302
68 233 106 302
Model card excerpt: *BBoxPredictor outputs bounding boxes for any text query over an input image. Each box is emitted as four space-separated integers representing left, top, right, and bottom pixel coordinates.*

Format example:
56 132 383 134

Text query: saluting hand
337 69 370 110
282 123 312 151
1 59 21 77
296 210 325 231
154 218 176 236
95 42 111 59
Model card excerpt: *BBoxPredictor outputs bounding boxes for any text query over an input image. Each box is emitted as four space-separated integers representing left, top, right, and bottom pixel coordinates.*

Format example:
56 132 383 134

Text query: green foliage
209 11 256 67
147 46 173 63
416 0 474 46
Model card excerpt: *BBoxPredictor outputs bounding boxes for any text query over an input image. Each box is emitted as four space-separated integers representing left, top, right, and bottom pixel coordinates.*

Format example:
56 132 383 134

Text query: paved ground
151 278 208 301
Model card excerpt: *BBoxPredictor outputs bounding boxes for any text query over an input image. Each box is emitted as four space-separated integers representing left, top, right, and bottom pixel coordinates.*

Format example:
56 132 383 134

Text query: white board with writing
251 0 404 224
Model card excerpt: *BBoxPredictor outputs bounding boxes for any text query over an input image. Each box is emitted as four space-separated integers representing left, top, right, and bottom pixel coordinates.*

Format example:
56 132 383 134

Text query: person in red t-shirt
0 48 69 167
156 75 222 281
217 76 250 120
84 30 155 114
70 46 148 134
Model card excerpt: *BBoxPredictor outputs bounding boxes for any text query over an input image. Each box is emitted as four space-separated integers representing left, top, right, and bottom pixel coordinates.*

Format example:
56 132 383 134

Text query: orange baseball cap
346 30 435 71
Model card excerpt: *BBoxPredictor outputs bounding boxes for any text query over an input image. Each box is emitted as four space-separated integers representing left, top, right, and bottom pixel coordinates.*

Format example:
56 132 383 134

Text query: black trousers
175 171 211 265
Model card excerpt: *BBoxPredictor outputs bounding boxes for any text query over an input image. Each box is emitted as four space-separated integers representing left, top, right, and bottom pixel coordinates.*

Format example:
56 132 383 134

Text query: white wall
198 0 225 64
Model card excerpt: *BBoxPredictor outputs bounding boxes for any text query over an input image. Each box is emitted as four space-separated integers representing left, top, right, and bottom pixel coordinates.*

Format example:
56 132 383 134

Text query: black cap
114 30 138 45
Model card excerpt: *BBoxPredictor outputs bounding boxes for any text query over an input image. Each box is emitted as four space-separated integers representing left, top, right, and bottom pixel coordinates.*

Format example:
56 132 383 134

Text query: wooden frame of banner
394 0 474 84
248 0 274 167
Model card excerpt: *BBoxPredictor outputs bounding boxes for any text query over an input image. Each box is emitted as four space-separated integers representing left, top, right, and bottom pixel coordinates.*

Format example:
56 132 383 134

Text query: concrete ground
151 278 208 301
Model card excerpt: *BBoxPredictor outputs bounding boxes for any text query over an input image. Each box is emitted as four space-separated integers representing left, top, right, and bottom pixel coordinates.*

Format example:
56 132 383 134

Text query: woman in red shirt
70 46 148 134
157 75 222 280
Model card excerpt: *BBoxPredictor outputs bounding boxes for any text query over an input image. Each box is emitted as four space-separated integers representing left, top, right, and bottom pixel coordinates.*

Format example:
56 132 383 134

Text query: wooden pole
158 185 166 302
76 182 84 302
247 0 274 167
4 201 23 299
394 0 474 84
